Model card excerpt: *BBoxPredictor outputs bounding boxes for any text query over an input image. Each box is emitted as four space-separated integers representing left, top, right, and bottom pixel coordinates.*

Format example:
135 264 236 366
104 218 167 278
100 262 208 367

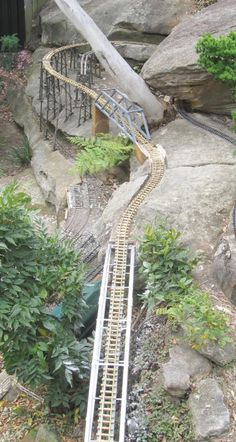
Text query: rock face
7 74 80 214
0 370 14 400
212 232 236 305
36 424 60 442
198 342 236 366
162 344 211 397
189 378 230 440
40 0 195 48
96 117 236 257
142 0 236 114
93 171 148 248
134 117 236 256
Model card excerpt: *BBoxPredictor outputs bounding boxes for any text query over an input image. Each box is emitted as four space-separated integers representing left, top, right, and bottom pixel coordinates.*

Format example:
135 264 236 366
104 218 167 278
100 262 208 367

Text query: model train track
42 44 165 442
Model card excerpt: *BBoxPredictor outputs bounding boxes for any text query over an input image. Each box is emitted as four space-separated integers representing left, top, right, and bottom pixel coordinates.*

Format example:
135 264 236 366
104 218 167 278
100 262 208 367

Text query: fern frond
68 134 133 176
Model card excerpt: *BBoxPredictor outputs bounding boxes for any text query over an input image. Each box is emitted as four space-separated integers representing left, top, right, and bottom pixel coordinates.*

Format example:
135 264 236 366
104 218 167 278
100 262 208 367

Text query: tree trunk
53 0 163 123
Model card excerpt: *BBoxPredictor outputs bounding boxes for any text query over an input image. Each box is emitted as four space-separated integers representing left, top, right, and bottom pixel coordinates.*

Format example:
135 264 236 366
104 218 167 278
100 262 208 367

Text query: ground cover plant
0 183 91 412
196 31 236 128
143 387 194 442
0 34 20 71
0 34 19 52
139 224 231 349
9 136 32 167
68 133 133 176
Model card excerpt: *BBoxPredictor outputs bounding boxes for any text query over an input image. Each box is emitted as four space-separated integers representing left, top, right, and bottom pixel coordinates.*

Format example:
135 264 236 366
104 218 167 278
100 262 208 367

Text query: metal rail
84 243 135 441
41 44 165 442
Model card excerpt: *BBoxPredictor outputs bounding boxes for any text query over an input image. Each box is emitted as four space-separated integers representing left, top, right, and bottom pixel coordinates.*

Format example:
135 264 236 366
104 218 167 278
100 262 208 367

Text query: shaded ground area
0 102 24 177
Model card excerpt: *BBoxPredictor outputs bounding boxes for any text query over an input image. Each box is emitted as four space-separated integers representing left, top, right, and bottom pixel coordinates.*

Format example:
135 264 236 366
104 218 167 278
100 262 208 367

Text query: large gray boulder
212 229 236 305
94 116 236 257
134 118 236 256
189 378 230 440
162 344 211 397
198 342 236 366
40 0 195 48
142 0 236 114
7 78 80 214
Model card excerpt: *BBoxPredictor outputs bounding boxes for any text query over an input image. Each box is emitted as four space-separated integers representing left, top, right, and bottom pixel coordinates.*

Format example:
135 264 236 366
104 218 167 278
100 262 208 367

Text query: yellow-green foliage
139 224 231 349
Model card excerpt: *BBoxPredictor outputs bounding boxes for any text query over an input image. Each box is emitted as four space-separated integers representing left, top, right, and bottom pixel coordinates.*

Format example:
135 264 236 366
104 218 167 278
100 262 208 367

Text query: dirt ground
0 101 24 177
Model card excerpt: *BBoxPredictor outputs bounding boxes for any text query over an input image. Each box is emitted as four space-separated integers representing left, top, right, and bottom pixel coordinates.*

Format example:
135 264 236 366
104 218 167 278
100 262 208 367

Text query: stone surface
115 42 159 62
198 342 236 366
0 168 45 207
3 384 19 403
0 370 14 399
22 429 38 442
31 145 80 212
133 117 236 256
96 117 236 256
7 78 81 213
0 169 57 233
162 344 211 397
189 378 230 440
142 0 236 114
35 424 61 442
212 232 236 305
40 0 195 47
92 166 148 247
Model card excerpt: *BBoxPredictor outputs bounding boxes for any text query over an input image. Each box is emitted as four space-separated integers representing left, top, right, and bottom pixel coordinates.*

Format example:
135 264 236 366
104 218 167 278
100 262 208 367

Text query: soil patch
0 101 24 177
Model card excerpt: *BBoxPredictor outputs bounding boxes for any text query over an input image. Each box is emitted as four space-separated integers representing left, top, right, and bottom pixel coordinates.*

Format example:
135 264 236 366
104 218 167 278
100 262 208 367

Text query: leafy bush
139 224 231 348
0 184 91 411
68 133 133 176
10 137 32 167
196 32 236 126
167 289 231 349
139 224 196 310
0 34 19 52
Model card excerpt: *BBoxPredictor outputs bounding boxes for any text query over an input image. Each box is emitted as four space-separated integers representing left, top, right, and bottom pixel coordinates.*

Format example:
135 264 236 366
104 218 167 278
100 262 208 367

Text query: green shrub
10 137 32 167
0 183 91 411
139 224 196 310
0 34 19 52
166 289 231 349
139 224 231 348
196 32 236 93
68 133 133 176
196 32 236 126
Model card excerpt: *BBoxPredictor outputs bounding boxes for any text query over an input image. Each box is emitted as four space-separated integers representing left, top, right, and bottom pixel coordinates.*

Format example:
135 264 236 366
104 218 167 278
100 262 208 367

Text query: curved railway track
42 44 165 442
4 43 236 438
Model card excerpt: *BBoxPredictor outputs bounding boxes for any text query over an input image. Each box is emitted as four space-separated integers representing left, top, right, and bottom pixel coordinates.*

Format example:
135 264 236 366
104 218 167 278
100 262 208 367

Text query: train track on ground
42 43 165 442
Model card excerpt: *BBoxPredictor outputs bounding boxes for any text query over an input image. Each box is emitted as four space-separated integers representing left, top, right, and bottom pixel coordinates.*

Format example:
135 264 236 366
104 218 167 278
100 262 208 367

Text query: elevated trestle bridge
40 43 165 441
